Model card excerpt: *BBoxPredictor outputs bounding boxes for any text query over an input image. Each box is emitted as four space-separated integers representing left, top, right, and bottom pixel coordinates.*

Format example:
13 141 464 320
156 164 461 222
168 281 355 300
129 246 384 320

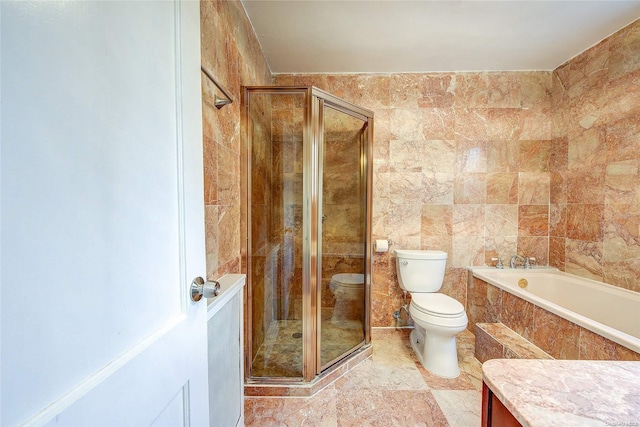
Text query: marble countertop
482 359 640 427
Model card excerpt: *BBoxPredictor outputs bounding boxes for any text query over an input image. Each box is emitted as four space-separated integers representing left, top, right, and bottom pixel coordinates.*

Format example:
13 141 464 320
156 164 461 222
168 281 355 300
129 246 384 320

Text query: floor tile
336 389 449 427
245 386 338 427
432 390 482 427
245 327 483 427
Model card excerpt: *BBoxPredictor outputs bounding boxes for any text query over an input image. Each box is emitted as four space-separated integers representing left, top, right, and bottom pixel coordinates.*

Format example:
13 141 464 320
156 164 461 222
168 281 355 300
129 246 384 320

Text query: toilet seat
410 293 465 318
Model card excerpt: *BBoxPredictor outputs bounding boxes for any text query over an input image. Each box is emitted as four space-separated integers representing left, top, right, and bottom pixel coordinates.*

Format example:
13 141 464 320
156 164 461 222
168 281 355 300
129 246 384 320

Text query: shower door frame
241 86 374 383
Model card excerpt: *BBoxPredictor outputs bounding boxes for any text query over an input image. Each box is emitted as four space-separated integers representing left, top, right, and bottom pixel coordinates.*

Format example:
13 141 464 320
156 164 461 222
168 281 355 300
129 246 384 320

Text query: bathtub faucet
510 255 537 269
510 254 526 269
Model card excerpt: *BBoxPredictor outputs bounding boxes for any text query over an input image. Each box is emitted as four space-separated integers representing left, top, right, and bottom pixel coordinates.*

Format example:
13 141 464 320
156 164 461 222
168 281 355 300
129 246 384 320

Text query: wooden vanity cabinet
482 382 522 427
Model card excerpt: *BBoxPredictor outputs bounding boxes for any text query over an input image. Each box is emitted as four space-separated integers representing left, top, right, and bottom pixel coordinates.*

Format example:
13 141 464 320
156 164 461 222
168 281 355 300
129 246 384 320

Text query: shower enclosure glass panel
248 91 305 378
244 87 373 383
319 105 367 369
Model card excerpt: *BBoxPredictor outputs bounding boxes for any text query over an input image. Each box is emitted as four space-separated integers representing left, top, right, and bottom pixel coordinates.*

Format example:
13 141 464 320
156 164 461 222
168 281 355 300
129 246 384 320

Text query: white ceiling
241 1 640 74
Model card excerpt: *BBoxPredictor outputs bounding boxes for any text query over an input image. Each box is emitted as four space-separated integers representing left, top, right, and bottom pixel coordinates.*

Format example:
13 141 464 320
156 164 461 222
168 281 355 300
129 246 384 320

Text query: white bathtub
471 267 640 354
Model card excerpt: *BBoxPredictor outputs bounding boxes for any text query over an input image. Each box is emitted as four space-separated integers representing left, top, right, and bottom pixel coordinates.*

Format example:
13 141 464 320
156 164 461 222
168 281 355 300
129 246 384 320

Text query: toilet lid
410 293 465 317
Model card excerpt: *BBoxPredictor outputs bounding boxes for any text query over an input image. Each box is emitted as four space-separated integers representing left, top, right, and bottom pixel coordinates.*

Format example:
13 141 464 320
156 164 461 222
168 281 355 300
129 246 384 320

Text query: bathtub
471 267 640 354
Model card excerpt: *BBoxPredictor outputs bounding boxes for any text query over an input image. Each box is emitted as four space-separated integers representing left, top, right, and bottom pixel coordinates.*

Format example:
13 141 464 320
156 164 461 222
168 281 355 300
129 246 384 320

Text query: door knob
190 277 221 302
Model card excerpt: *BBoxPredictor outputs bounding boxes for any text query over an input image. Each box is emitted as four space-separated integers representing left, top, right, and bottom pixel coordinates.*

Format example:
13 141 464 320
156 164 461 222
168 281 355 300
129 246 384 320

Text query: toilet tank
395 249 447 292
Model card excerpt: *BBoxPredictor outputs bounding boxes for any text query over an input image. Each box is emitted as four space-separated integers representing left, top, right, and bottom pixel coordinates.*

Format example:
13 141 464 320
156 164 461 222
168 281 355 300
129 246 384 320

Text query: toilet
395 249 468 378
329 273 364 325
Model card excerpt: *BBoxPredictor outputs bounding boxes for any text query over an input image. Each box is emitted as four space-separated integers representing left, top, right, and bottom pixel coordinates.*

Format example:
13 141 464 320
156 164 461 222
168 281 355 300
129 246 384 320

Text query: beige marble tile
453 204 486 236
549 203 567 237
518 204 549 236
474 326 504 363
608 19 640 80
501 292 535 341
336 389 449 427
484 236 518 266
421 205 453 236
245 385 338 426
333 356 428 391
451 236 485 268
532 306 580 359
549 236 566 270
422 172 455 204
486 173 518 204
566 203 604 241
432 390 482 427
565 239 604 281
485 204 518 236
487 140 519 173
518 172 550 204
453 173 487 204
519 140 551 172
517 236 549 266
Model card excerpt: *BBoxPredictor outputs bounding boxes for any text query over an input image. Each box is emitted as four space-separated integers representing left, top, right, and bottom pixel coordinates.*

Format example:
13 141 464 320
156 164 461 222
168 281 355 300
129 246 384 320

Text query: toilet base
409 327 461 379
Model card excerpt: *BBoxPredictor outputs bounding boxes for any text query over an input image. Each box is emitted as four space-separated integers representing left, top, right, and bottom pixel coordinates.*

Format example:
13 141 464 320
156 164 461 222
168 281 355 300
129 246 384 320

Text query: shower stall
242 86 374 384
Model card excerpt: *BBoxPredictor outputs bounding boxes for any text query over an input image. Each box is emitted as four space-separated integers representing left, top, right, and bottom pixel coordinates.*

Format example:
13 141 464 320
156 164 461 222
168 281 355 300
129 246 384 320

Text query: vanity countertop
482 359 640 427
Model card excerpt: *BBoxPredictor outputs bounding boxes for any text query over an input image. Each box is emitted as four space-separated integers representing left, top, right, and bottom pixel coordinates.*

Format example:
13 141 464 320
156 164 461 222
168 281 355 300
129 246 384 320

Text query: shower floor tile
251 318 365 378
245 328 483 426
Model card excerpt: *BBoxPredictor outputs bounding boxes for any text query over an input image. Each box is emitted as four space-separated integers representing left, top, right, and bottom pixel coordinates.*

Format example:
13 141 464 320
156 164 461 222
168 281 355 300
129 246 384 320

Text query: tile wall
201 0 272 282
550 19 640 292
275 19 640 327
202 0 639 330
274 72 552 326
469 276 640 361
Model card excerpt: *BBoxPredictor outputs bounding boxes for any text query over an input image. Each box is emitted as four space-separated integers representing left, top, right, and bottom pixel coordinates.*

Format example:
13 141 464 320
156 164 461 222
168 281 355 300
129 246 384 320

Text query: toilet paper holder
374 238 394 252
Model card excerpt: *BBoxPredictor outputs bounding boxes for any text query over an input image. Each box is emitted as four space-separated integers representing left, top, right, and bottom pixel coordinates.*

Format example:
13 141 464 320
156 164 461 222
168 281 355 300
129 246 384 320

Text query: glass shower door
248 90 306 378
244 86 373 383
318 103 369 369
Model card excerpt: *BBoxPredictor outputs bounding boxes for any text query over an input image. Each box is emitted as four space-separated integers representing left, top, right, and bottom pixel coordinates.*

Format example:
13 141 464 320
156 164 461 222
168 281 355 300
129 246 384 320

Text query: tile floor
245 328 483 426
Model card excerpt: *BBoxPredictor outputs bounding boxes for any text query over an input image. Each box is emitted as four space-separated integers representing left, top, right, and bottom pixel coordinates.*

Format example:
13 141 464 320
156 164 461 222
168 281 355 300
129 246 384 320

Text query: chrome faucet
510 254 526 269
510 255 537 269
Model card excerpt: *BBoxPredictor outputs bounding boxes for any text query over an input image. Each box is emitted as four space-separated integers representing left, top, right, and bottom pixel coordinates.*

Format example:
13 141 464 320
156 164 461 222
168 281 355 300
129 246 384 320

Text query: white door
1 1 209 426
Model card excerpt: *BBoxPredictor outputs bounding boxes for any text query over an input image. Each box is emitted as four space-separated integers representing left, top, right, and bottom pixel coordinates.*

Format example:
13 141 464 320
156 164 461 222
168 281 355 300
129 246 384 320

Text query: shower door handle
190 276 221 302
